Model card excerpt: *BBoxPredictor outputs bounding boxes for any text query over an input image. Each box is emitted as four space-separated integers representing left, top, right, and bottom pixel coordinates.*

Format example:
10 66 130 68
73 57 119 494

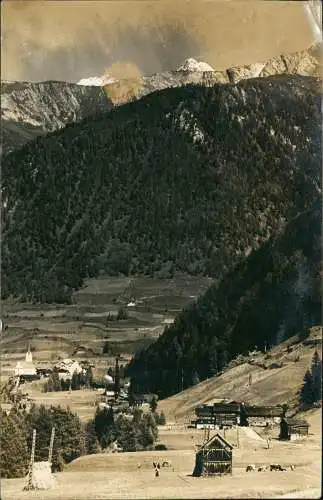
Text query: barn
192 433 233 476
240 404 284 427
279 418 310 441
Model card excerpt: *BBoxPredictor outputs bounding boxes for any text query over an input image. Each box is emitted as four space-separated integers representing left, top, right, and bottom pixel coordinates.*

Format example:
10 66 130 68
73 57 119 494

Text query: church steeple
25 343 33 363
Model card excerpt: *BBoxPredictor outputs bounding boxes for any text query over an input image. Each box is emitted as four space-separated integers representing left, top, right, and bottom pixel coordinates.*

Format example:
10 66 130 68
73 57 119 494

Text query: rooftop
199 433 233 451
284 418 310 427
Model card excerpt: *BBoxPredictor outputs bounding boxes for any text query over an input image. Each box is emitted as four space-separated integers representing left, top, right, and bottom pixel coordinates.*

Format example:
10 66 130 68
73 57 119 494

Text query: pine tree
114 357 120 398
94 407 115 449
26 404 53 462
115 415 139 452
50 406 85 470
84 420 101 454
192 371 200 386
85 366 94 388
311 350 322 402
301 369 315 406
150 395 158 413
51 369 61 391
27 404 85 471
158 411 166 425
71 372 81 390
138 412 158 449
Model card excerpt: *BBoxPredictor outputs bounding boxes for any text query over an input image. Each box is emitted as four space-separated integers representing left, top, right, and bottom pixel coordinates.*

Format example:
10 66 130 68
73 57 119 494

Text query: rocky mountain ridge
1 45 320 156
1 81 113 156
102 45 321 103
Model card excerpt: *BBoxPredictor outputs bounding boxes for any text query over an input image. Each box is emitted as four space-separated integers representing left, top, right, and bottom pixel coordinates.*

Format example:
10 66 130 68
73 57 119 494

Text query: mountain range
101 45 321 105
1 45 320 156
2 74 321 304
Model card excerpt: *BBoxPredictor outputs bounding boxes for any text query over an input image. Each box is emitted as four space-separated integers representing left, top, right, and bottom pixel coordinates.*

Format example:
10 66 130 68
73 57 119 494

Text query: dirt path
241 427 265 442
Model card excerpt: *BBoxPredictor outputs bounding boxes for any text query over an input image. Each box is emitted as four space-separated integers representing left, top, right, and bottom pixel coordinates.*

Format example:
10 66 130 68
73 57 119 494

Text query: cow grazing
246 464 256 472
270 464 285 471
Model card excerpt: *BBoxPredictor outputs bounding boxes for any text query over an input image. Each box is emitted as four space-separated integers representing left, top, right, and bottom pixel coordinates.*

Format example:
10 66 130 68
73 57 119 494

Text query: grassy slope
158 326 322 422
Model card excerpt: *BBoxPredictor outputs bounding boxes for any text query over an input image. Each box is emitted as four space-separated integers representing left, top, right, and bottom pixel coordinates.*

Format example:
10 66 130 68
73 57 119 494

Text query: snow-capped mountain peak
77 75 118 86
177 58 215 72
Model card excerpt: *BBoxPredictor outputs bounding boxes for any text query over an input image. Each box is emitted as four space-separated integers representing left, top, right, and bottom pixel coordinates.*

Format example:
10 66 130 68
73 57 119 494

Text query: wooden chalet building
213 402 241 426
193 402 241 428
240 404 284 427
279 418 310 441
192 402 286 428
193 433 233 476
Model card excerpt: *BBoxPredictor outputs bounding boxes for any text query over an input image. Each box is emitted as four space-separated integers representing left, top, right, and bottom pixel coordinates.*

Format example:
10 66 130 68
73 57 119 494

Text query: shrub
117 307 129 321
155 443 167 450
268 362 283 369
156 411 166 425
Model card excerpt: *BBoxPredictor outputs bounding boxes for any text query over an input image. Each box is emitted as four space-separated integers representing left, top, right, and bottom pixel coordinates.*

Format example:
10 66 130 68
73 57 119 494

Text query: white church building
14 345 37 378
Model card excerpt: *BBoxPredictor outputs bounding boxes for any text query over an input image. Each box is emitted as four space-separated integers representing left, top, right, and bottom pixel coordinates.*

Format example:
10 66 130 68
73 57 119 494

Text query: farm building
240 404 284 427
279 418 310 441
54 359 83 381
36 368 52 378
193 433 233 476
194 402 241 427
213 402 241 426
131 393 157 407
14 346 38 380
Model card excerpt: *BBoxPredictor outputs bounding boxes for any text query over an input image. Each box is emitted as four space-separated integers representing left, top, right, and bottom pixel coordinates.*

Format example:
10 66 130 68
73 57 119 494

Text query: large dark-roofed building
240 404 284 427
194 402 241 427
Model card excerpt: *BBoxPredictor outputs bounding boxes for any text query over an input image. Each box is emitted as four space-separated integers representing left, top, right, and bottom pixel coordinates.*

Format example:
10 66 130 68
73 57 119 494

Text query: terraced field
0 275 212 382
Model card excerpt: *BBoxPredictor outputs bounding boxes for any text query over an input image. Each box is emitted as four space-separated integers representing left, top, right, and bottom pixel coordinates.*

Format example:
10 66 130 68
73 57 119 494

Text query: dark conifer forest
1 76 321 303
127 201 321 398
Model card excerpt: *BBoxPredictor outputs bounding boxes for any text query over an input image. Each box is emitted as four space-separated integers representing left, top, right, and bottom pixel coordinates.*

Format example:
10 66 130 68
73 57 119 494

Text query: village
1 329 321 499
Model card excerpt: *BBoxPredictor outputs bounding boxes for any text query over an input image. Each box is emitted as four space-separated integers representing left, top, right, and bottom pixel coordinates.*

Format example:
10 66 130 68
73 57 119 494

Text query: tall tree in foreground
0 410 29 478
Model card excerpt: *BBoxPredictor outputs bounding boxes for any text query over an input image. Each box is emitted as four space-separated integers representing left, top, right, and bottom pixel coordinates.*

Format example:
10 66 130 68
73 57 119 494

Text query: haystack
24 461 56 490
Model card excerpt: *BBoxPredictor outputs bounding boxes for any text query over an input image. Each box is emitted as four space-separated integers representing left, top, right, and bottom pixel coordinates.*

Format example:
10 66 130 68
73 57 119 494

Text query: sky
1 0 316 83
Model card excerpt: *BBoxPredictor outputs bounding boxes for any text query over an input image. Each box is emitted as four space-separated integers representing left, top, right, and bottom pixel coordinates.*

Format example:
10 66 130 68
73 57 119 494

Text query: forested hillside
2 76 321 303
127 201 321 398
